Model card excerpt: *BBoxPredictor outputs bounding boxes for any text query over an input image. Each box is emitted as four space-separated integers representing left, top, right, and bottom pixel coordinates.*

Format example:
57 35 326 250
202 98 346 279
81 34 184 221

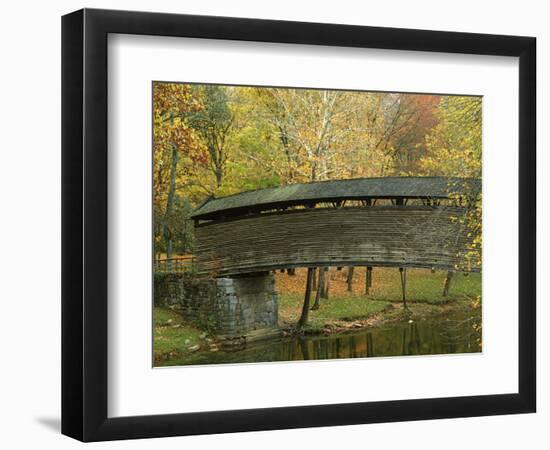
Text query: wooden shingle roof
191 176 481 220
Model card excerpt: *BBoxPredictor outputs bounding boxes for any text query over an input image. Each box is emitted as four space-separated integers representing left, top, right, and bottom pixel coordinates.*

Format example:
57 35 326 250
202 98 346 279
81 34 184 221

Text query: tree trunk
162 144 179 261
347 266 355 292
298 268 314 328
443 271 454 297
208 142 224 189
311 267 325 310
215 167 223 188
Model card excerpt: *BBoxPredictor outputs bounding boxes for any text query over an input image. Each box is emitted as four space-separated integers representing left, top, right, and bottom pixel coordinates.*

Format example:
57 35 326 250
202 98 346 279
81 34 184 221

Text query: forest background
153 83 482 261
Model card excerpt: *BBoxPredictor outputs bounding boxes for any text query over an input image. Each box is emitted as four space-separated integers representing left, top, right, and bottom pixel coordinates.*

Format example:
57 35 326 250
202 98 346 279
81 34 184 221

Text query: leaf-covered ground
276 267 481 331
274 267 480 302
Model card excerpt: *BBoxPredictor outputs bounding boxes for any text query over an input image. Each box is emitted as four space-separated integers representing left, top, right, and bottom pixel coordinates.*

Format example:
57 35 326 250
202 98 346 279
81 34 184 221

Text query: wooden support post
298 267 314 328
399 267 408 309
312 267 317 290
443 270 454 297
347 266 355 292
311 267 324 310
323 267 331 299
365 266 373 295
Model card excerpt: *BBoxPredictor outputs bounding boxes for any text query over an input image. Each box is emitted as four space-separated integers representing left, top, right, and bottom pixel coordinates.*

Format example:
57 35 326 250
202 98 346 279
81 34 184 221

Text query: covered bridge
191 177 481 277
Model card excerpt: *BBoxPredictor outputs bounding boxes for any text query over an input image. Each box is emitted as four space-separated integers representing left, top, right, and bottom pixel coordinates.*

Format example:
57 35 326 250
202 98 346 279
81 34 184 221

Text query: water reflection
160 310 481 367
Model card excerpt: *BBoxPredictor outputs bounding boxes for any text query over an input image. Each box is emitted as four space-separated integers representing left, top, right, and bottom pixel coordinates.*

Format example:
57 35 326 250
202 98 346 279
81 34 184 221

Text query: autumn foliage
152 83 481 262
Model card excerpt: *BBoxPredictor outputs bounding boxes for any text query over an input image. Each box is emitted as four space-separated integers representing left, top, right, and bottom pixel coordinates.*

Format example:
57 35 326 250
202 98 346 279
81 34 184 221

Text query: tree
385 95 440 174
420 96 482 271
190 85 235 190
153 82 206 259
421 97 481 179
342 93 440 177
247 88 355 183
234 89 441 185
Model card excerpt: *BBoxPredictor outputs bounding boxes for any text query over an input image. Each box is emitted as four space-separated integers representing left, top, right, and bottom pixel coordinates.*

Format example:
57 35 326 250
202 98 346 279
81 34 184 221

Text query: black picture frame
61 8 536 442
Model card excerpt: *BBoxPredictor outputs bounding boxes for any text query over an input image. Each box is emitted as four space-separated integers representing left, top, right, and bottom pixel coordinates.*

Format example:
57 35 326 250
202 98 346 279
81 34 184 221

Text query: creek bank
280 298 476 337
154 298 478 363
153 309 283 362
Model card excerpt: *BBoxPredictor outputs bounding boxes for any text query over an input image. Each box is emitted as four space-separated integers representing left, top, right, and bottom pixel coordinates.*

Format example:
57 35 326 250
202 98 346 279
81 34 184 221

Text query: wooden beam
347 266 355 292
443 270 454 297
298 267 314 328
311 267 324 310
194 207 475 276
399 267 408 309
365 266 373 295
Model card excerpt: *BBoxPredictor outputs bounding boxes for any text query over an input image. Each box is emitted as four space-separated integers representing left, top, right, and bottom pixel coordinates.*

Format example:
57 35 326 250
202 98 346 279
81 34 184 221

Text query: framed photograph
62 8 536 441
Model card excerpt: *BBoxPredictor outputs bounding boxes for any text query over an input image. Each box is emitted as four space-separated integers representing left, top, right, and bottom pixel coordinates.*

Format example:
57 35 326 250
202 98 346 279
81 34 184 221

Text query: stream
159 308 481 367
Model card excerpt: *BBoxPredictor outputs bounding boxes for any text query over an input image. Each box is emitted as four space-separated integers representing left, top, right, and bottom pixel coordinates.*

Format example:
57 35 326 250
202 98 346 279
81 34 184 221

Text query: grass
276 267 481 331
153 307 203 360
363 270 481 304
279 294 391 329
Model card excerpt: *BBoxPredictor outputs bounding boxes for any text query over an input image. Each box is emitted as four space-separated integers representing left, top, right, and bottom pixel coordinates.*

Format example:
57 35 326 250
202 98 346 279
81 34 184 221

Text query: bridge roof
191 176 480 220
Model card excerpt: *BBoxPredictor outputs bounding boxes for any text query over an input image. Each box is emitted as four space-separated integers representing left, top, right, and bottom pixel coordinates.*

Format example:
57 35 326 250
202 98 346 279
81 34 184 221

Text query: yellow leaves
420 96 481 179
153 82 209 222
153 84 484 270
419 96 483 269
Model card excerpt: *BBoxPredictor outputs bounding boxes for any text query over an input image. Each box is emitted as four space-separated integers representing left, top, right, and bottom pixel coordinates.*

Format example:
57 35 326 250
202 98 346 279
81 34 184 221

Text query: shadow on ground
35 417 61 433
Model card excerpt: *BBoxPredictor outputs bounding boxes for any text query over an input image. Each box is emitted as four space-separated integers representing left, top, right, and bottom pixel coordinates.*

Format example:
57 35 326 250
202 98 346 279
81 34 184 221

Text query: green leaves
153 83 482 263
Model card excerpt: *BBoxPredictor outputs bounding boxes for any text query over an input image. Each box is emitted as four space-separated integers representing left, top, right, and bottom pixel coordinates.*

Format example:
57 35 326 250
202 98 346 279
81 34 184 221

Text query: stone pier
154 272 278 336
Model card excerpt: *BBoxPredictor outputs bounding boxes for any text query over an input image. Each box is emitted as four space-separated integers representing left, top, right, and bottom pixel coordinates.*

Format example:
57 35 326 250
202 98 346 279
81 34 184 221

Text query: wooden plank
195 206 477 276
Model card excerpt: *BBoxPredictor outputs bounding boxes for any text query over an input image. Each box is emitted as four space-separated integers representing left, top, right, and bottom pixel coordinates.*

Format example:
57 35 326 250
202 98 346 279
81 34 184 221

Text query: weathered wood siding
195 206 475 276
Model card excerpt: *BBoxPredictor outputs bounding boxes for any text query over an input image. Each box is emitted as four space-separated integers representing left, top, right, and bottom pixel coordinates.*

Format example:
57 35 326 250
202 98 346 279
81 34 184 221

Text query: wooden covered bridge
191 176 481 278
